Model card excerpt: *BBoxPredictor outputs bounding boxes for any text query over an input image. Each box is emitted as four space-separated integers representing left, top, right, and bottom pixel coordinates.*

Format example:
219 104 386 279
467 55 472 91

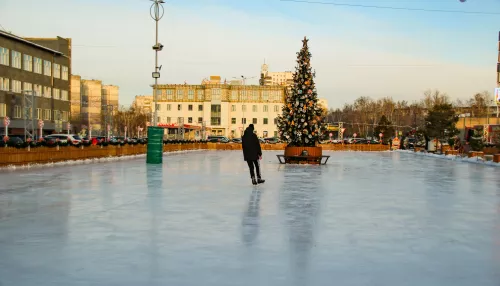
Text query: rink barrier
0 143 390 166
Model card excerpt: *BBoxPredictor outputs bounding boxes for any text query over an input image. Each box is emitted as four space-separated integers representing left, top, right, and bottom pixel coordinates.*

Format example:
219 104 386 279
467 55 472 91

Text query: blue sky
0 0 499 108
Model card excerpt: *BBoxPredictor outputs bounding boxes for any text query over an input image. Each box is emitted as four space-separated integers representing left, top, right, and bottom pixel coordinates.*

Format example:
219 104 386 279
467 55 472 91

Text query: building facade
132 95 153 114
80 79 102 132
70 75 81 131
0 31 71 136
154 81 287 138
260 63 293 86
102 85 119 112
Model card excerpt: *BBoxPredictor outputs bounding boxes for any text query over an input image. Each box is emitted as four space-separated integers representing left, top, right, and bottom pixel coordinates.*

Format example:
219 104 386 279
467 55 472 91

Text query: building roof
0 30 64 55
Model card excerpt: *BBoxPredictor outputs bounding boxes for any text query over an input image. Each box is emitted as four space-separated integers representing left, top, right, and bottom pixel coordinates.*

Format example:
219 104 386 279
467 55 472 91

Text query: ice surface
1 151 500 286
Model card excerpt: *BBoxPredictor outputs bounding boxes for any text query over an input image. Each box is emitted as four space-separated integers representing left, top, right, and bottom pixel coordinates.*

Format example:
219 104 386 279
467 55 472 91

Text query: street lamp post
150 0 164 127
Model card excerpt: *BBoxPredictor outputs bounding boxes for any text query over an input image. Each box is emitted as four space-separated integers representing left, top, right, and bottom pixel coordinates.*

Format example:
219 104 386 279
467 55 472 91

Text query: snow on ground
1 151 500 286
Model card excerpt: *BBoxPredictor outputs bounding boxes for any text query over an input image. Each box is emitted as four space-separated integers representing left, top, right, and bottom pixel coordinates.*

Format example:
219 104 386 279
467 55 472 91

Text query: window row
0 46 69 80
159 116 279 126
158 89 283 101
9 106 69 121
0 77 68 100
156 103 281 112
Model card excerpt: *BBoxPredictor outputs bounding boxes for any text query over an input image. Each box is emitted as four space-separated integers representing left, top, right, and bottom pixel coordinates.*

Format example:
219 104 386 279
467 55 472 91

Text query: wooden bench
276 154 330 165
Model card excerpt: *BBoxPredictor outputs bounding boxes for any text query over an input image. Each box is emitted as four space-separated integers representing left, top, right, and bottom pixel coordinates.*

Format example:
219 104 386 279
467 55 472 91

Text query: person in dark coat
242 124 265 185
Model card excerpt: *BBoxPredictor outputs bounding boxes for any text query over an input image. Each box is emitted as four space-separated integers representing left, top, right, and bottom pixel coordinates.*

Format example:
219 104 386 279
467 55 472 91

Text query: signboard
3 116 10 127
329 132 333 138
67 122 71 130
379 133 383 138
38 120 44 128
495 88 500 105
353 133 357 138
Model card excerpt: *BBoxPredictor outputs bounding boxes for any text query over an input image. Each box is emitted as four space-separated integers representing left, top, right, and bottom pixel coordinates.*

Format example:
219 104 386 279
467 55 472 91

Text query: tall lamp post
150 0 164 127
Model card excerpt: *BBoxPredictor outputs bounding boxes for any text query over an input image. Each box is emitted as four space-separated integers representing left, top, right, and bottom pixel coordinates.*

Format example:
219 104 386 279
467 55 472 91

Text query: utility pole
150 0 164 127
22 90 35 140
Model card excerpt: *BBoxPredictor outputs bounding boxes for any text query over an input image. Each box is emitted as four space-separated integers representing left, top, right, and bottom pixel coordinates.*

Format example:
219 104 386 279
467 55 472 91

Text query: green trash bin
146 126 164 164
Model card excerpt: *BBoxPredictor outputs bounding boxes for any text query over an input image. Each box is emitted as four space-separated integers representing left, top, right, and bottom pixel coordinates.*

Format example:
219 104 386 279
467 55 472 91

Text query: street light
150 0 165 127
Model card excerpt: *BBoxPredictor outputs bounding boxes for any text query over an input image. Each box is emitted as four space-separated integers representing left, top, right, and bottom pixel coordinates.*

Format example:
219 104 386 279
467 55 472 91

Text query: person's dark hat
248 124 254 130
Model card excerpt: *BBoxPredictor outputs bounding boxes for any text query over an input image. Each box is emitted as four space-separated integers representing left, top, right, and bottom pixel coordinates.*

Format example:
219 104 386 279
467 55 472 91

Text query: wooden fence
0 143 391 167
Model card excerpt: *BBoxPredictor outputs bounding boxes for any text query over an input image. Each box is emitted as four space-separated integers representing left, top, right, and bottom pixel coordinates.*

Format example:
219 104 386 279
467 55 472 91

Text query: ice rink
1 150 500 286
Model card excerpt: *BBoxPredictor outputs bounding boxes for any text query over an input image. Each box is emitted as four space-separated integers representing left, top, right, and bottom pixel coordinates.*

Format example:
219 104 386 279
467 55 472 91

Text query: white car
46 134 82 145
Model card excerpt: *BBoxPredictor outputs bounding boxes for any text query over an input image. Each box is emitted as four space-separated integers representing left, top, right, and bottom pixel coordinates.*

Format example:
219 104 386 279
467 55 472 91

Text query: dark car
208 136 230 143
264 137 280 144
231 138 242 143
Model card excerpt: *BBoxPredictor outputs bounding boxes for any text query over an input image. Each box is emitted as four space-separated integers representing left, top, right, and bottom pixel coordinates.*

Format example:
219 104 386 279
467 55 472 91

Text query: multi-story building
260 62 293 86
102 85 119 113
132 95 153 114
70 75 81 131
80 79 103 132
0 31 71 136
154 78 287 138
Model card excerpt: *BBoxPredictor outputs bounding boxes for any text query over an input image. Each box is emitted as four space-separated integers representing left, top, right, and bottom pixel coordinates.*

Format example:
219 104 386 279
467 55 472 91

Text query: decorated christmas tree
277 37 326 147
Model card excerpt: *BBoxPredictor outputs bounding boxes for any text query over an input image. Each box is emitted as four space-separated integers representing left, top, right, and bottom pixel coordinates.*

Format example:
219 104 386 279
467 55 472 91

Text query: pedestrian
242 124 265 185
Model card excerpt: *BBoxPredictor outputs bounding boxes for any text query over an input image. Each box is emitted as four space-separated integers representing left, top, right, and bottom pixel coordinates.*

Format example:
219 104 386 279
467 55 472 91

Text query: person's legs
253 160 265 184
246 160 255 178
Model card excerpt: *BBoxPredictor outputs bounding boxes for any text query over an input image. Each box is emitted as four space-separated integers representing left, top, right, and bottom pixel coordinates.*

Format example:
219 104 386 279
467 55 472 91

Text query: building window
166 117 171 123
262 91 269 101
34 58 42 74
0 47 9 66
197 90 204 100
252 118 257 124
0 103 6 117
53 88 60 100
231 118 236 124
274 118 278 125
53 110 60 121
242 105 247 112
211 88 221 100
11 51 21 69
241 118 246 124
240 90 247 101
14 105 22 118
252 90 259 101
211 118 221 125
176 89 183 100
11 80 21 93
44 60 52 76
263 118 269 124
231 90 238 100
177 104 181 111
252 105 257 112
53 64 61 78
36 108 41 120
274 105 279 112
198 117 203 123
44 109 51 120
61 90 68 100
188 117 193 123
198 104 203 111
23 82 32 93
269 91 274 101
34 84 42 96
166 89 174 100
43 86 52 98
167 104 171 111
23 54 33 72
188 89 194 100
263 105 268 112
274 131 278 137
61 66 68 80
62 111 68 121
0 77 9 91
231 105 236 112
188 104 193 111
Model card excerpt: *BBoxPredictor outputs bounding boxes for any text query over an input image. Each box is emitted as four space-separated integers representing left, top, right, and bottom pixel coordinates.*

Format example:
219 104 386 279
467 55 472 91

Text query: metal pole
151 0 164 127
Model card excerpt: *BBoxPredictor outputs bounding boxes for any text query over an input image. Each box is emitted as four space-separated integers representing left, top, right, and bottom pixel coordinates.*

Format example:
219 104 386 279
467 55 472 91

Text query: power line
279 0 500 15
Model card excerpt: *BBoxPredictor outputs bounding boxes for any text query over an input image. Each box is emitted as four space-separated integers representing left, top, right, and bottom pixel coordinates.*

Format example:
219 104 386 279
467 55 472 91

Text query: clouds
0 0 496 107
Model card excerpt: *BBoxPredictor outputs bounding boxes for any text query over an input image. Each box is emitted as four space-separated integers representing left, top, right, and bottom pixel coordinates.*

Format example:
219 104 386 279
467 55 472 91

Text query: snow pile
398 150 500 167
0 149 204 171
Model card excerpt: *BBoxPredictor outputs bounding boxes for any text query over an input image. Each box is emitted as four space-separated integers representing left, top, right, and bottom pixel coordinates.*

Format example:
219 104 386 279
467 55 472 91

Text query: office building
80 79 102 131
0 31 71 136
154 77 287 138
260 62 293 86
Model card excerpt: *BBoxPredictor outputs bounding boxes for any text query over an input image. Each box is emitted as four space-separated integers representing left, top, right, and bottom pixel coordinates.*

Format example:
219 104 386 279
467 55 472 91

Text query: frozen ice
0 150 500 286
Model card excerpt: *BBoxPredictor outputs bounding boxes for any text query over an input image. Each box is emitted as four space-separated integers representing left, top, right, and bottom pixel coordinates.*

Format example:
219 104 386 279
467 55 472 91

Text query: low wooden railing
0 143 391 167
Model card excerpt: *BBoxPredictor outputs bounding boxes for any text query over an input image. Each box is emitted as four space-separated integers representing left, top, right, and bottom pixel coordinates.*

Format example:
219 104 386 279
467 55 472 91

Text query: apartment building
0 31 71 135
80 79 103 131
70 75 81 131
132 95 153 114
102 85 119 113
154 79 287 138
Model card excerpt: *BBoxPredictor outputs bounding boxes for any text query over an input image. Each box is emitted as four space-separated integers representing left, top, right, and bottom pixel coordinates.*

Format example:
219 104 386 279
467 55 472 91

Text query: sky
0 0 499 108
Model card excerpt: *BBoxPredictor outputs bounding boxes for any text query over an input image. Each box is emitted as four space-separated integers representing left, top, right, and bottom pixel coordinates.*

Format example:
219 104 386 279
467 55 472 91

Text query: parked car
208 136 230 143
231 138 242 143
264 137 280 144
